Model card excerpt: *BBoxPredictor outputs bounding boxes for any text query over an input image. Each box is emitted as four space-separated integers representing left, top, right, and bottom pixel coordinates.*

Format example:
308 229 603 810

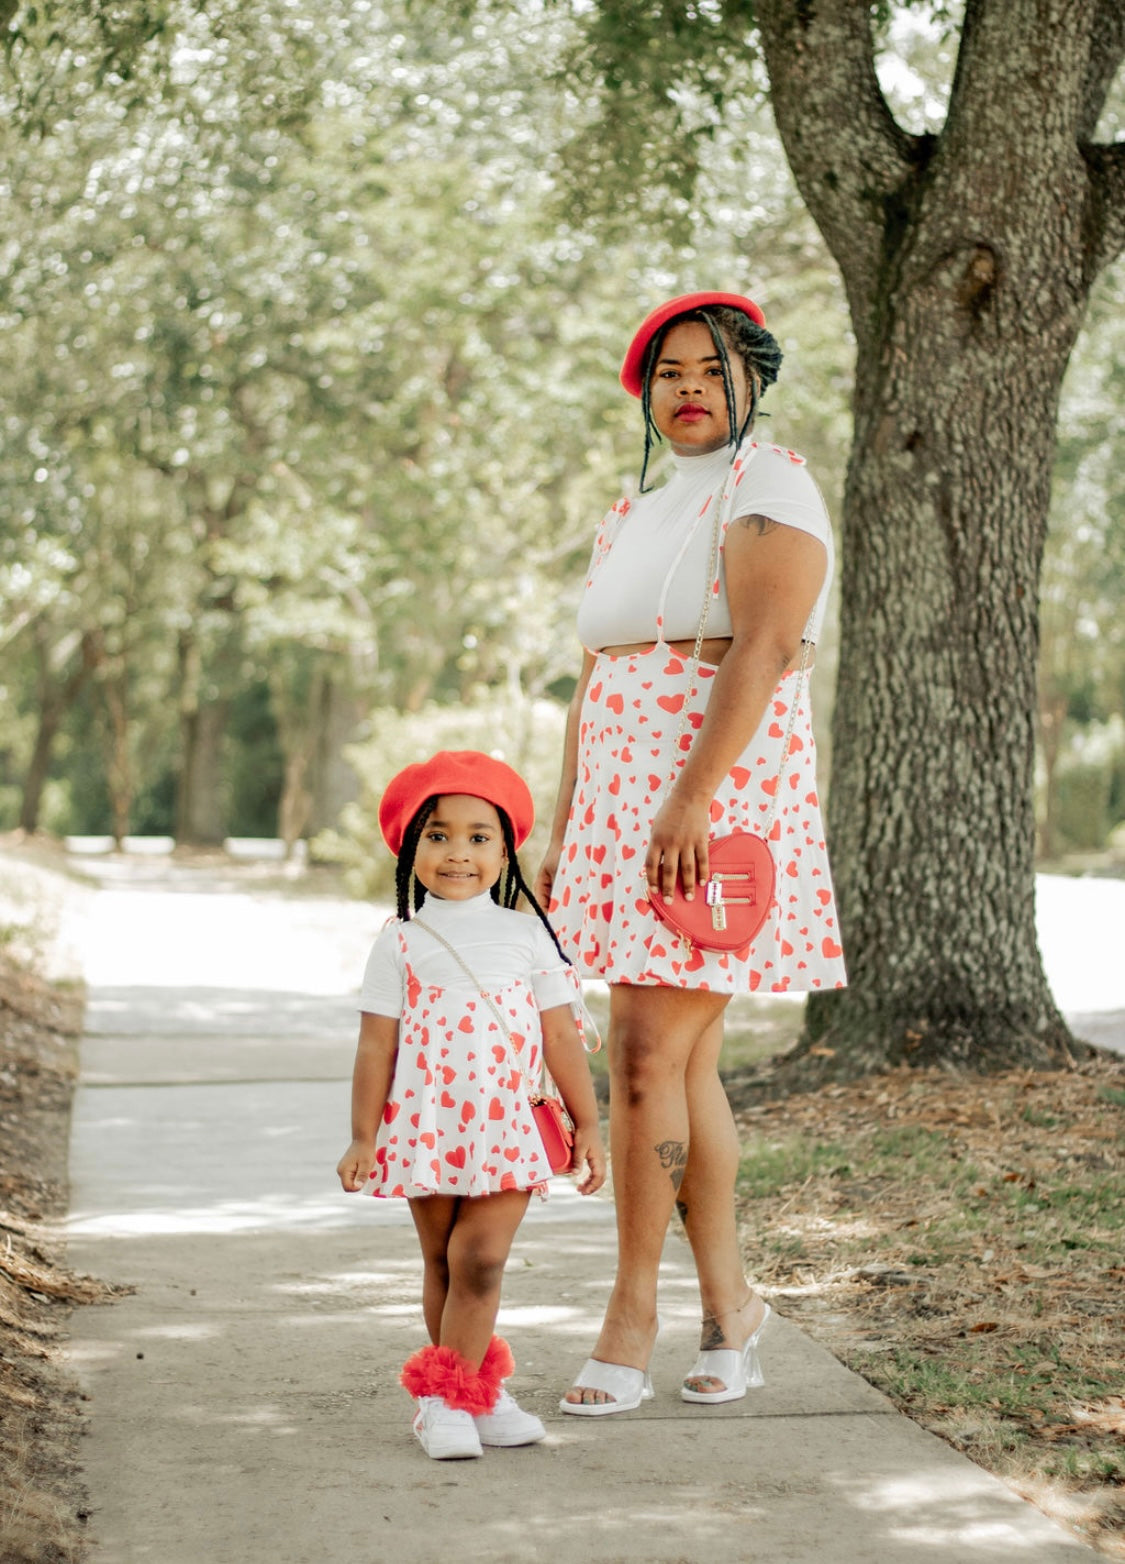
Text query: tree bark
18 631 101 835
100 670 132 849
174 631 229 846
753 0 1125 1075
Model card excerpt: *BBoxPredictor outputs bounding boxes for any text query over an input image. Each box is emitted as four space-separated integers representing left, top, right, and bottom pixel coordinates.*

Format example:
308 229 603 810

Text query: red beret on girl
378 751 535 855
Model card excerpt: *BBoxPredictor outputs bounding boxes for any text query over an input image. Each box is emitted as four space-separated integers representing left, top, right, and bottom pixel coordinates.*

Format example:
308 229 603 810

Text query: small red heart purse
647 830 775 954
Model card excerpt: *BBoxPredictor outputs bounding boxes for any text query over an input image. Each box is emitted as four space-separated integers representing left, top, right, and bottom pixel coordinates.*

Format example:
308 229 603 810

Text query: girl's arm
539 1003 606 1196
646 519 827 904
336 1011 399 1191
534 649 598 906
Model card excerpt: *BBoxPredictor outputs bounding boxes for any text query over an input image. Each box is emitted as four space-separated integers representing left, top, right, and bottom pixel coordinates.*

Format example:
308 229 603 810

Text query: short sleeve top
576 441 834 651
358 892 574 1019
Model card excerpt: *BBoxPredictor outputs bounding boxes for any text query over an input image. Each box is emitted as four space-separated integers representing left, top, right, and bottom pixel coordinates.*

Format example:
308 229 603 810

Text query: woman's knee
611 1027 687 1108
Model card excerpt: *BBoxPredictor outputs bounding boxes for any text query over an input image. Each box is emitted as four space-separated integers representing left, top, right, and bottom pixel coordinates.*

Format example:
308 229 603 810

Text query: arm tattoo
736 512 779 536
655 1139 688 1193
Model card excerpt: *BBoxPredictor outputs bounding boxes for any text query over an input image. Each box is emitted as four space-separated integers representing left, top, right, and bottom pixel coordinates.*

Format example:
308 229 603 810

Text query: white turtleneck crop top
576 442 834 651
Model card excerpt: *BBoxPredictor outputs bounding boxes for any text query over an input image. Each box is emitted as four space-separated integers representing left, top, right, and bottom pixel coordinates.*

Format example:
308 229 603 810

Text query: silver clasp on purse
703 871 755 931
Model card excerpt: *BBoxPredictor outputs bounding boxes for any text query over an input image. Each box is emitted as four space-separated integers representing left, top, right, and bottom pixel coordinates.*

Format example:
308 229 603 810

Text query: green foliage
2 0 1117 876
0 0 854 846
1052 719 1125 852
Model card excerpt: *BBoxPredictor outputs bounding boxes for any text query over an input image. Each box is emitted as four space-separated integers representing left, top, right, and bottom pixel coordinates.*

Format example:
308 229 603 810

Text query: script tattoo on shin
655 1139 688 1193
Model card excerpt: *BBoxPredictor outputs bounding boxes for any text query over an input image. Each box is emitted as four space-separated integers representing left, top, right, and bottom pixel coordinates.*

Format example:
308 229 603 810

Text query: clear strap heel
681 1302 771 1404
560 1316 661 1416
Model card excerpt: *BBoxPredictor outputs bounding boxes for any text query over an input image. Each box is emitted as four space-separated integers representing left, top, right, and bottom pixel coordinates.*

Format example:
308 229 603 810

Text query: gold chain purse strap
664 455 812 835
647 453 812 939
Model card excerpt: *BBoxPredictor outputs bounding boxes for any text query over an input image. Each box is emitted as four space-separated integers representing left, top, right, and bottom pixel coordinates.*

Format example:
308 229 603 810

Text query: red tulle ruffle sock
479 1335 515 1388
400 1343 500 1416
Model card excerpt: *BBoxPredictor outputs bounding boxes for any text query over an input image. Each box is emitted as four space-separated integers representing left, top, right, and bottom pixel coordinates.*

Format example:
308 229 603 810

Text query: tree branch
753 0 921 336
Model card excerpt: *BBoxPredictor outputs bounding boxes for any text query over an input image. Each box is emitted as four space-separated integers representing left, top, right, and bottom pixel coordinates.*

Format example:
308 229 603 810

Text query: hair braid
497 814 570 963
394 795 439 920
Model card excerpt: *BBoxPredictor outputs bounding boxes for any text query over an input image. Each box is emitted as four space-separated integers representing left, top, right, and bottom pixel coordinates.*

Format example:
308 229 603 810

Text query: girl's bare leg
564 984 728 1405
409 1195 459 1345
411 1188 530 1367
677 1014 767 1390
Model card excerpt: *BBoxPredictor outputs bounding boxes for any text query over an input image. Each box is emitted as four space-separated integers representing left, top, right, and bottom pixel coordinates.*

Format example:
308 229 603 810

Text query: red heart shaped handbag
647 830 775 954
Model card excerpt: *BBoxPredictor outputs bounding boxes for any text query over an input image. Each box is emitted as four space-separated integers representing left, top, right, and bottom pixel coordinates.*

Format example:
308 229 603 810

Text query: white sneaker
474 1387 546 1447
412 1396 483 1460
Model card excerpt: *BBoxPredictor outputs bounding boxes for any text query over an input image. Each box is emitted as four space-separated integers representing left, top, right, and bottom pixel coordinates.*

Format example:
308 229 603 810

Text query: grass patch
733 1057 1125 1557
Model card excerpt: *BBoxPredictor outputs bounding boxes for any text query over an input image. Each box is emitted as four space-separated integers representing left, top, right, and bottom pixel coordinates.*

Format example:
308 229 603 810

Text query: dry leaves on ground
0 959 125 1564
734 1056 1125 1557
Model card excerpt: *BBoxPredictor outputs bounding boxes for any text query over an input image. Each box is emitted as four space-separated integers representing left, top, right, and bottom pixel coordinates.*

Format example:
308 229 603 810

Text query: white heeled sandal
681 1302 771 1404
560 1318 661 1416
559 1358 655 1417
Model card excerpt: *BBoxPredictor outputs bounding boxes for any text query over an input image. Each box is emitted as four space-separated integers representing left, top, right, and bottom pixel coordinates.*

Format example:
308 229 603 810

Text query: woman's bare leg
677 1015 767 1391
564 983 728 1406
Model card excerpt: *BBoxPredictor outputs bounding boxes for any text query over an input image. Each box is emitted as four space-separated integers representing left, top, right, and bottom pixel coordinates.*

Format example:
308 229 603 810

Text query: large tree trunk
754 0 1125 1076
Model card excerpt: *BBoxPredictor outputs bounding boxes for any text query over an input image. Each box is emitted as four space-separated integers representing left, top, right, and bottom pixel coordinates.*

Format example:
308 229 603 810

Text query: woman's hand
646 793 714 903
534 841 563 908
336 1137 377 1192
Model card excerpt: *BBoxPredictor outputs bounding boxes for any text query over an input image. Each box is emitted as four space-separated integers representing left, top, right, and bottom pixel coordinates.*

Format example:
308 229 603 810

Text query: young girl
337 749 606 1461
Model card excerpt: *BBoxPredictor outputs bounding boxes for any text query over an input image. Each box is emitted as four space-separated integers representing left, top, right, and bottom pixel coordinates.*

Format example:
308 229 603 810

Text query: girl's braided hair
638 305 783 492
394 795 569 962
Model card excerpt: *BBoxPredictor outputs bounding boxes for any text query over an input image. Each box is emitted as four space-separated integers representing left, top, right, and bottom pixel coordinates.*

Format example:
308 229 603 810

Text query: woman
535 291 847 1414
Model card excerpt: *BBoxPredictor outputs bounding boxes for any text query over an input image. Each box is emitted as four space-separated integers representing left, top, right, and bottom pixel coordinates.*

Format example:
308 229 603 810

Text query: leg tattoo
655 1139 688 1193
700 1313 726 1350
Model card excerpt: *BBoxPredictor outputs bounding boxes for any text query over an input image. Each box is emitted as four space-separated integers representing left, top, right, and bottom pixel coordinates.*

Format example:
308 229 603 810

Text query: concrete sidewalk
64 862 1091 1563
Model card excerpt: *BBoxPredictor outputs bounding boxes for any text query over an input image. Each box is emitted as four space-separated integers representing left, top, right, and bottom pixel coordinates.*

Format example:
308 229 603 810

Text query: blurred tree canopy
1 2 1123 1080
0 0 849 848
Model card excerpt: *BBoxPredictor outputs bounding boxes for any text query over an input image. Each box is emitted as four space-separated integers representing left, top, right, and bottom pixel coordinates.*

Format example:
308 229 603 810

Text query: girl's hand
534 841 563 908
570 1123 606 1196
645 793 714 903
337 1138 376 1192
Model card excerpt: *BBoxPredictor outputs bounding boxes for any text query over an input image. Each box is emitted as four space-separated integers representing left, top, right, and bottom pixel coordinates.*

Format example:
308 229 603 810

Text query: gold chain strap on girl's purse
645 455 811 956
409 919 576 1174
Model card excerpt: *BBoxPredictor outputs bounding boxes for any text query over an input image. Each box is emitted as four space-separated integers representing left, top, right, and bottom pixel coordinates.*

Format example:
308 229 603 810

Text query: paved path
65 858 1110 1563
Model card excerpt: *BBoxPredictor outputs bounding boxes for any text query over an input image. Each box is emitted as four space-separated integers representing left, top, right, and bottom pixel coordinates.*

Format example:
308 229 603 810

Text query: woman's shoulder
733 440 829 527
741 439 813 476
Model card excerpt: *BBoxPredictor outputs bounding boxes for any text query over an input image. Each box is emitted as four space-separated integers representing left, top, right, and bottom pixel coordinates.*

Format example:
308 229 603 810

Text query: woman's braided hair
394 795 569 961
638 305 783 492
